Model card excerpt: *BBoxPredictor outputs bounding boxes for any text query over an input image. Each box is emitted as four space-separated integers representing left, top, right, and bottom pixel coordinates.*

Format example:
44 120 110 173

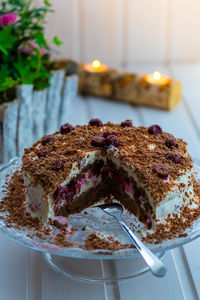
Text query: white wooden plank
171 247 199 300
41 257 106 300
26 250 43 300
125 0 167 64
170 0 200 62
117 252 186 300
81 0 123 66
0 233 28 300
100 260 121 300
170 63 200 134
183 238 200 299
41 256 70 300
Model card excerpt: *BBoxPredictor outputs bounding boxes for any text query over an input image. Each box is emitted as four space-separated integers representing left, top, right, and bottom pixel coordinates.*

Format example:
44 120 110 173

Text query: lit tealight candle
83 60 108 73
144 71 170 85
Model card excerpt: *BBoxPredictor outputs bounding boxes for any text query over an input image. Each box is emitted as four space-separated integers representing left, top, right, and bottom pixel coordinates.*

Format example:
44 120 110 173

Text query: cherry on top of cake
22 119 193 203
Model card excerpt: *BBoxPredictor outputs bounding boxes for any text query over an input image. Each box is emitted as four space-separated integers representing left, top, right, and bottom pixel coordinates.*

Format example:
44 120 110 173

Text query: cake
22 119 199 232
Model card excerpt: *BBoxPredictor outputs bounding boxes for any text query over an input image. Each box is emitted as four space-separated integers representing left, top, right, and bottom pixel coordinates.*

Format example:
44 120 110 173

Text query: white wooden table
1 63 200 300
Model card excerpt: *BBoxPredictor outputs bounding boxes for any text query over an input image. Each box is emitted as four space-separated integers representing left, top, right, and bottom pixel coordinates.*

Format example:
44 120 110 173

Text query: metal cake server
95 203 167 277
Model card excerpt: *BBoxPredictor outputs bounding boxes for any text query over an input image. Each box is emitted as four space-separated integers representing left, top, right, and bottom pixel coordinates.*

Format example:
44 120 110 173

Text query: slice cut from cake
22 119 199 232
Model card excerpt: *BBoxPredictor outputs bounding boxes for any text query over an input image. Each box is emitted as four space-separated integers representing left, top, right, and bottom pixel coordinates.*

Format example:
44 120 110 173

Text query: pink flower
21 40 46 55
0 13 17 27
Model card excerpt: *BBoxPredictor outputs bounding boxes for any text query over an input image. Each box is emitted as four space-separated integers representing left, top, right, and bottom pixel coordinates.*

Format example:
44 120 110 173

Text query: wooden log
78 66 182 110
59 74 78 126
32 89 47 142
45 70 65 134
0 100 18 163
17 85 33 157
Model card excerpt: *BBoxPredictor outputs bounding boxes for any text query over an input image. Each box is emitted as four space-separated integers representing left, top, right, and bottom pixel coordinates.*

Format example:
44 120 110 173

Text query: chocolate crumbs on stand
83 233 134 251
54 233 73 248
0 171 75 247
143 183 200 244
0 170 41 230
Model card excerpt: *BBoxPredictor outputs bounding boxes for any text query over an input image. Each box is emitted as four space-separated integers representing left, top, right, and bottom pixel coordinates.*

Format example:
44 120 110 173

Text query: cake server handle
118 219 167 277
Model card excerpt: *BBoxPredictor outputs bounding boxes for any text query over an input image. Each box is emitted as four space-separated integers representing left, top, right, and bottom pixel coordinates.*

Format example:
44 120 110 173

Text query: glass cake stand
0 157 200 281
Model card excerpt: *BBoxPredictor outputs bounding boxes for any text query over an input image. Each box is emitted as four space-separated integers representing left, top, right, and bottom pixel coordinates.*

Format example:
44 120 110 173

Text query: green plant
0 0 62 103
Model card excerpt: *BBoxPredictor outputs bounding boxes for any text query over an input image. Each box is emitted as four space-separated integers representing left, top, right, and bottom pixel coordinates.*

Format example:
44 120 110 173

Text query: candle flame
92 60 101 69
153 71 161 80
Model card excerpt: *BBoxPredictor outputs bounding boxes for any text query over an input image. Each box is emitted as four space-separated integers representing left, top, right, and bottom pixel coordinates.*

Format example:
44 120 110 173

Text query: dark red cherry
148 125 163 135
37 149 49 158
51 160 63 171
60 123 74 134
105 135 119 147
89 118 103 127
153 166 168 179
165 137 178 149
167 153 181 163
54 184 63 198
60 188 69 200
41 135 55 146
91 136 106 147
146 219 152 230
121 120 133 127
103 131 117 138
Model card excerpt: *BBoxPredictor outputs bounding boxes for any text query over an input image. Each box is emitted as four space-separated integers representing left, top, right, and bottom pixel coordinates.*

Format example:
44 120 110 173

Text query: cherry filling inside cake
52 160 153 229
22 119 200 232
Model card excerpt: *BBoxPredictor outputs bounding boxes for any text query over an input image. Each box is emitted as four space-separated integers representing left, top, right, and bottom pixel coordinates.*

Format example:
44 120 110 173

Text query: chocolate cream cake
22 119 199 232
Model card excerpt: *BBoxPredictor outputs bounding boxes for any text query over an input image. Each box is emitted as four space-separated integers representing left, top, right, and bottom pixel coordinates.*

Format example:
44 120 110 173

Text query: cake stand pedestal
44 251 166 282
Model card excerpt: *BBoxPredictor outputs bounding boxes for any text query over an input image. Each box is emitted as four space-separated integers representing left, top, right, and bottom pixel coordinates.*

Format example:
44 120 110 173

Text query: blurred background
2 2 200 299
35 0 200 65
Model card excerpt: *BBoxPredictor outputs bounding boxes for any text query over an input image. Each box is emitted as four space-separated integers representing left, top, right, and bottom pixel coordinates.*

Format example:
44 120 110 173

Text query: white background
35 0 200 65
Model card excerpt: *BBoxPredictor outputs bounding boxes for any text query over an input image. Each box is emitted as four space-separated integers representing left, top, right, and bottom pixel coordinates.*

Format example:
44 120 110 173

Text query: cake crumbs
83 233 134 251
0 170 75 248
54 233 73 248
